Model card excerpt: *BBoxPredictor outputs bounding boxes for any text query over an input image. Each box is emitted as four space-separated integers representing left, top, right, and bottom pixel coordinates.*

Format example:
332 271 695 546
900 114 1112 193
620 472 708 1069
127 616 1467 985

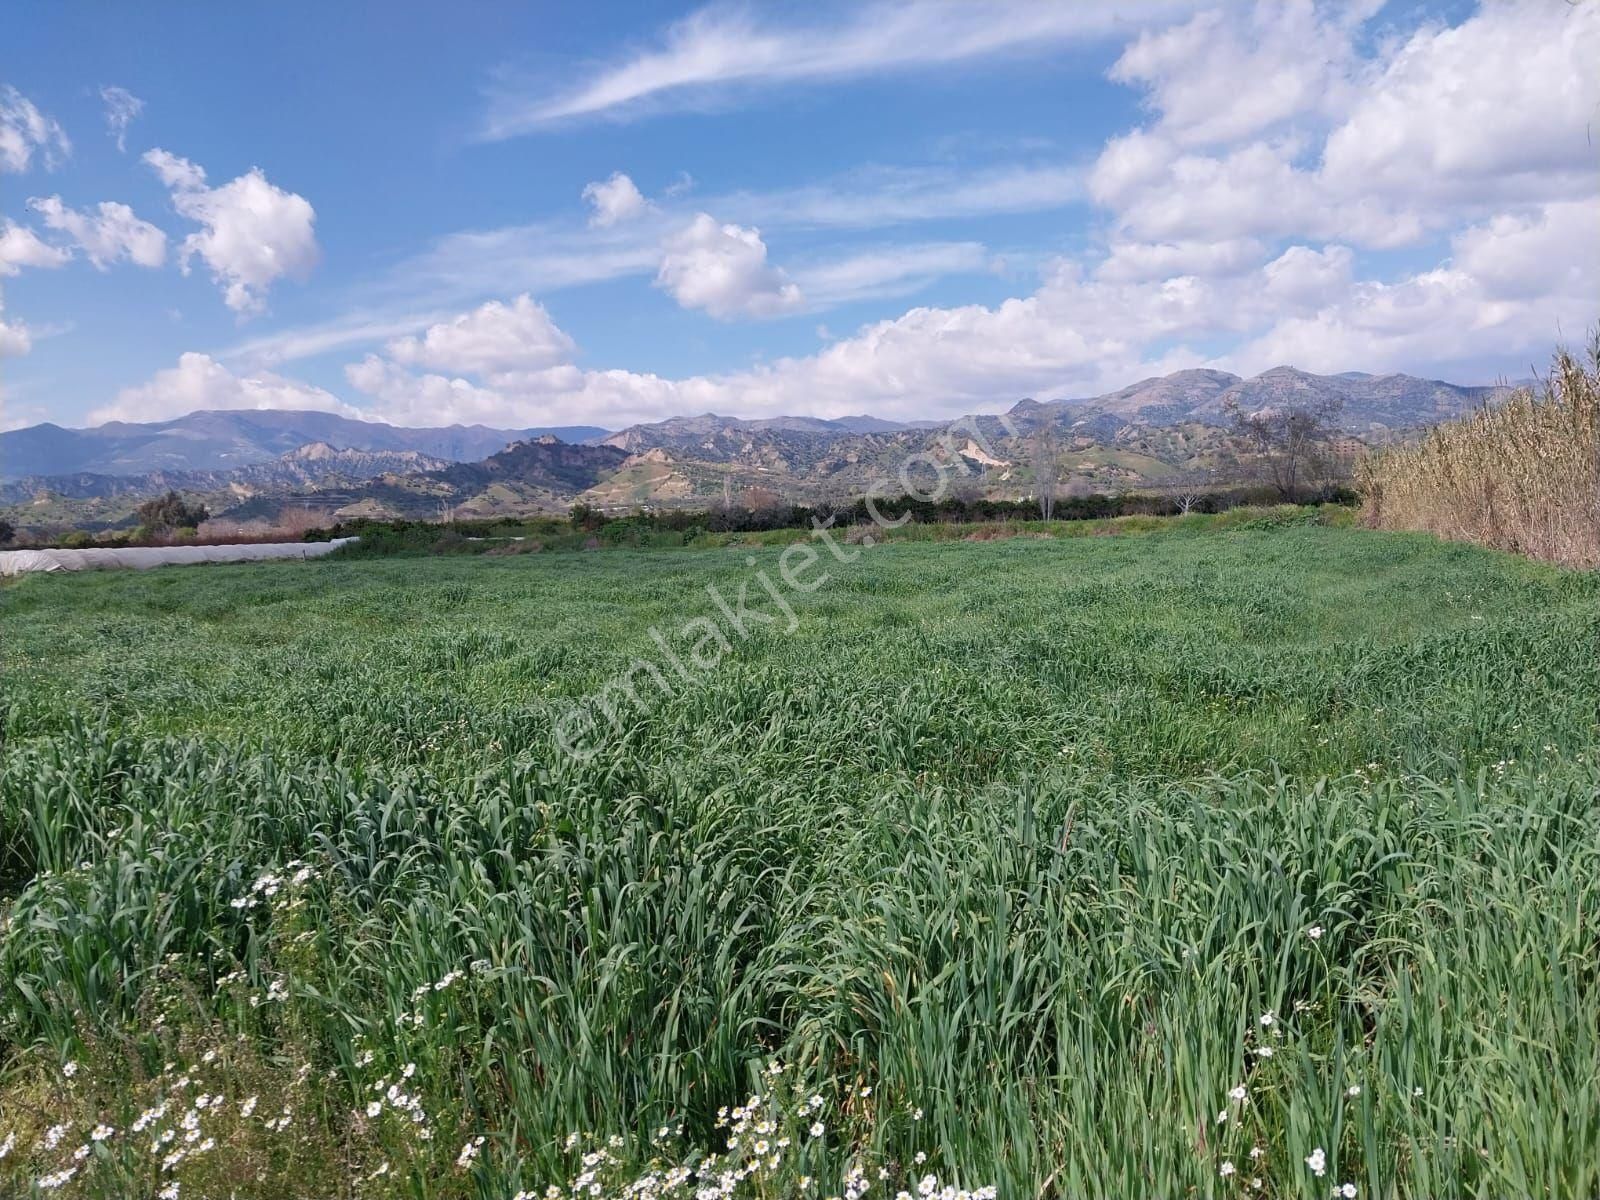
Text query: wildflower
1254 1046 1274 1058
809 1121 825 1137
1347 1085 1361 1097
240 1096 258 1117
1259 1012 1275 1028
91 1124 115 1141
37 1167 77 1190
1216 1110 1228 1124
73 1145 90 1161
912 1107 924 1121
1306 1147 1327 1177
914 1152 927 1165
1412 1086 1423 1097
1249 1146 1263 1160
917 1175 938 1197
456 1135 485 1169
159 1184 180 1200
366 1101 383 1118
62 1061 79 1078
43 1123 68 1149
1220 1161 1236 1178
1228 1085 1247 1102
1338 1186 1357 1198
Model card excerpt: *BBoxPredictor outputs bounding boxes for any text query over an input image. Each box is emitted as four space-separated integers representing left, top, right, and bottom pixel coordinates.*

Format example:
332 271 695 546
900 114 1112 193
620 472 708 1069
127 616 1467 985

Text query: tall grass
2 529 1597 1198
1360 338 1600 567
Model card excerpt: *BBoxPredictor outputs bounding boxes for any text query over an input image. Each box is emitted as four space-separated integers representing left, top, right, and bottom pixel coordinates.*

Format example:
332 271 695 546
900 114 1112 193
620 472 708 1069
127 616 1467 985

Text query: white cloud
92 351 358 424
1095 136 1424 249
345 355 505 425
144 148 320 314
29 195 167 269
0 220 72 275
0 297 32 359
221 309 456 369
1227 199 1600 377
1450 198 1598 302
1321 0 1600 205
0 86 70 173
100 85 144 153
483 1 1194 133
386 294 576 374
582 172 649 226
791 241 992 307
1261 244 1353 310
656 213 803 319
1110 1 1375 147
1096 238 1266 283
713 161 1083 230
1092 1 1600 251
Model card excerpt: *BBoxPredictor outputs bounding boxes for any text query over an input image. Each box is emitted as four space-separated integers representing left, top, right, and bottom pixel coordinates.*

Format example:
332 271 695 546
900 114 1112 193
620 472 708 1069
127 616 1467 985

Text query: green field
2 526 1597 1199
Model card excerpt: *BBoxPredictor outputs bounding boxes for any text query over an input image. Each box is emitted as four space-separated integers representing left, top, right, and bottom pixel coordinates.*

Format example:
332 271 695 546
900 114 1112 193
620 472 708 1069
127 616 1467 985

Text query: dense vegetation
306 489 1356 558
1362 339 1600 568
1 526 1596 1198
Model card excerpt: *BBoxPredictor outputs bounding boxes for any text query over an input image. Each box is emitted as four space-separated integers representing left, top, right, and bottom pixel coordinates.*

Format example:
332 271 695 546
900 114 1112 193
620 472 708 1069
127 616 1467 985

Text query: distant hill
1 365 1512 533
1008 367 1502 435
219 436 631 524
0 442 452 506
1206 367 1503 429
0 409 609 481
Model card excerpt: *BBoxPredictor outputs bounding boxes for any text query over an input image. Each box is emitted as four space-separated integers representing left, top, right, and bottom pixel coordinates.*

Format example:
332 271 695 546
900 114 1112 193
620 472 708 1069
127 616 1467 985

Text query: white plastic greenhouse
0 538 358 576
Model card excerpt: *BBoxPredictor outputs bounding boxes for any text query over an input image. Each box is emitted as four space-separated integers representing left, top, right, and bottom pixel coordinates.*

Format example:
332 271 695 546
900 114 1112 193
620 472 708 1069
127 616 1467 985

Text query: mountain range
0 409 607 481
1 366 1509 534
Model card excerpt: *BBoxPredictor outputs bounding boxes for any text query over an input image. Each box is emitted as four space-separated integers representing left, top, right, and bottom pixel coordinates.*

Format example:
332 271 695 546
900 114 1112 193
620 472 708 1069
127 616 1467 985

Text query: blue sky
1 0 1595 433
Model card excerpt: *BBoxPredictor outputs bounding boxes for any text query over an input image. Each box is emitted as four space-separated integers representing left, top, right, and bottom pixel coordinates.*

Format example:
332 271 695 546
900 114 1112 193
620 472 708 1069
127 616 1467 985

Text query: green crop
1 525 1596 1199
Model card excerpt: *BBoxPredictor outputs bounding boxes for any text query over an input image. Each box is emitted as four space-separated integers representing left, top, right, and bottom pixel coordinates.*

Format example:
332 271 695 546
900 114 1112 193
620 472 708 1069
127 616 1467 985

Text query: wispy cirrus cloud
480 0 1193 136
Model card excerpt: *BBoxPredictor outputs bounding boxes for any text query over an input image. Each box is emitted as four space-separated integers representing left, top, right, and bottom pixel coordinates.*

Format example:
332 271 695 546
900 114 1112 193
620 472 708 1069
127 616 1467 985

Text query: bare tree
1224 396 1344 501
1031 423 1059 520
1168 467 1215 515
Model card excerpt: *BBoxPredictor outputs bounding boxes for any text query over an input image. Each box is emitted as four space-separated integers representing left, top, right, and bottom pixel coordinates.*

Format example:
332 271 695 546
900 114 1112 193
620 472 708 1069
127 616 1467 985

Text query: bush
135 490 210 534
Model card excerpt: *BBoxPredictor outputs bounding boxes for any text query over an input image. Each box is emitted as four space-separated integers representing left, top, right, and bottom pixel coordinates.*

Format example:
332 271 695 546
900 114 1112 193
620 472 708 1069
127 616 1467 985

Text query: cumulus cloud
1092 1 1600 250
0 86 70 173
144 148 320 314
29 195 167 269
1227 199 1600 377
386 294 576 375
0 219 72 275
582 172 649 226
91 351 358 425
100 85 144 153
1261 244 1353 310
1110 1 1375 147
1320 0 1600 204
656 213 803 319
1096 238 1266 284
